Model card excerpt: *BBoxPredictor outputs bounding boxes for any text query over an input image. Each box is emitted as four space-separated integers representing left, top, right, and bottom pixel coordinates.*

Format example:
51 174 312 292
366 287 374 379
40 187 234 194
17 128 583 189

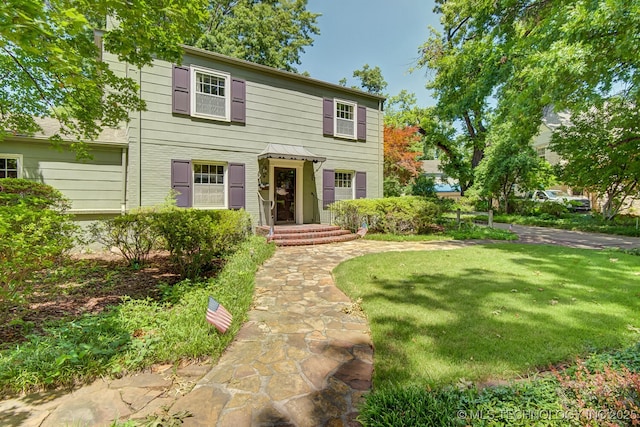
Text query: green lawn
333 244 640 388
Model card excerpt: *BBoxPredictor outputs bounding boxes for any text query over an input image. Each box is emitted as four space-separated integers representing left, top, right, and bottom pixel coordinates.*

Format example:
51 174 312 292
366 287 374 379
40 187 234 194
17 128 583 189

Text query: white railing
257 191 275 226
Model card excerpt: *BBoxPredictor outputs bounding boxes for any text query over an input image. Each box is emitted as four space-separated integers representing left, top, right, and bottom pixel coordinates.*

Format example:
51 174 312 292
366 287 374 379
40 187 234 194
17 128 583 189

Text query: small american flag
206 296 232 334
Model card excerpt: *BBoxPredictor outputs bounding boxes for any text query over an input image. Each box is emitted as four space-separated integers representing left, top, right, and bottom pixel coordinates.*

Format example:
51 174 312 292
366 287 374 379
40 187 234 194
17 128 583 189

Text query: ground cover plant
0 234 274 397
333 244 640 426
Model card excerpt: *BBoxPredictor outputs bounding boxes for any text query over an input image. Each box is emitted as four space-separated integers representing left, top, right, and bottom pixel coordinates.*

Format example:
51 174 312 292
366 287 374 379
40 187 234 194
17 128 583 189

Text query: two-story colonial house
1 44 385 229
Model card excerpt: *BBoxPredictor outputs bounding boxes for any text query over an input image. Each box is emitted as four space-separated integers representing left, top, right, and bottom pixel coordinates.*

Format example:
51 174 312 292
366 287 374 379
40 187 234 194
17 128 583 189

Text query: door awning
258 143 326 163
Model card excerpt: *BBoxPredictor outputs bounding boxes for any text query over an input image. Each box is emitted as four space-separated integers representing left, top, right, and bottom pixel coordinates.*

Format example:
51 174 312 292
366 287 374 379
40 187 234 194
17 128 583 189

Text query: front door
274 167 296 224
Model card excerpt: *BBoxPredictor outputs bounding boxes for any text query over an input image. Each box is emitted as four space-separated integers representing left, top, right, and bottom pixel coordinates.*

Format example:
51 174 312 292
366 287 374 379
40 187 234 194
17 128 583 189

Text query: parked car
531 190 591 211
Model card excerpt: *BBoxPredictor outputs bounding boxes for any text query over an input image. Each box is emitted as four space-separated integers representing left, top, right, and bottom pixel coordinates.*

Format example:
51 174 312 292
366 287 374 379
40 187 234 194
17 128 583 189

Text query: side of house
1 120 127 228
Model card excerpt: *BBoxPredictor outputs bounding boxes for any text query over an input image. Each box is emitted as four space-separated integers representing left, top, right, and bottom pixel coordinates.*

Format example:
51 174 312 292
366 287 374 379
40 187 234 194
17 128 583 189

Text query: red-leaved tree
383 125 423 186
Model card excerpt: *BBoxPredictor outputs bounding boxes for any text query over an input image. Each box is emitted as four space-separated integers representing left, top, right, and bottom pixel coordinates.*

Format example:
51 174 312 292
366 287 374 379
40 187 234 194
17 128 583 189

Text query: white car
532 190 591 211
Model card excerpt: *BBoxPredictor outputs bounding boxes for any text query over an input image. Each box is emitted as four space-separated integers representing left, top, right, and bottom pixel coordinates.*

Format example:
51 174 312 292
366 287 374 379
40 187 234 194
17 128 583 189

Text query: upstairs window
191 66 231 121
0 155 21 178
334 100 356 139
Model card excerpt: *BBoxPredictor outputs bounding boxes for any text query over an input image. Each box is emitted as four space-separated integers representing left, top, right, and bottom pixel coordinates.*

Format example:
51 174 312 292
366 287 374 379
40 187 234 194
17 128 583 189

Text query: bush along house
2 44 385 243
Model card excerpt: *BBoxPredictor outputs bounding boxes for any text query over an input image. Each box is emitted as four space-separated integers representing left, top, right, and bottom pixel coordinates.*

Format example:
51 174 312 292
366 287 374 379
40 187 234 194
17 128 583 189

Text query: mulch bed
0 251 182 350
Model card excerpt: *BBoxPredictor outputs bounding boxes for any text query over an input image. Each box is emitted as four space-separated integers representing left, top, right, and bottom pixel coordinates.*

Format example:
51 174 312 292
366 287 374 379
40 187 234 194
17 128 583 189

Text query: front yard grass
333 244 640 388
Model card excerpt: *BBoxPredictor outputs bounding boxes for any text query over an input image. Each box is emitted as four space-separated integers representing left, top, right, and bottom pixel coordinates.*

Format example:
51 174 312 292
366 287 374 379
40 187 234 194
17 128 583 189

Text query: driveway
494 223 640 250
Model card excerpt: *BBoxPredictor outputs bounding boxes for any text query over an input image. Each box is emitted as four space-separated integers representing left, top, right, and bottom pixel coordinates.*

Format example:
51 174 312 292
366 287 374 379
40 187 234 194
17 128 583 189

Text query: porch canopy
258 143 326 163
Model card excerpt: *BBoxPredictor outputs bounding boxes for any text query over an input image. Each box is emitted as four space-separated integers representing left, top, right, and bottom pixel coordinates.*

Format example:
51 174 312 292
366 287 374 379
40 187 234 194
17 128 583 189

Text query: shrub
536 201 569 217
0 178 70 211
0 182 77 318
554 360 640 426
152 208 251 280
383 177 404 197
410 175 437 198
330 196 441 234
511 199 538 216
89 211 160 268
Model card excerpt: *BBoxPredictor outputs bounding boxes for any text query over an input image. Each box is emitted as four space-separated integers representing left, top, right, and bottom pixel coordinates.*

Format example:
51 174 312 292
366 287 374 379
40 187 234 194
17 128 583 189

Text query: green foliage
330 197 441 234
361 347 640 427
550 98 640 220
472 122 553 213
410 175 437 198
350 64 387 95
153 208 251 280
0 178 70 211
0 0 207 152
358 386 465 427
0 181 77 316
0 236 274 396
490 213 640 237
192 0 319 72
383 177 404 197
536 201 570 218
89 211 160 268
444 224 517 241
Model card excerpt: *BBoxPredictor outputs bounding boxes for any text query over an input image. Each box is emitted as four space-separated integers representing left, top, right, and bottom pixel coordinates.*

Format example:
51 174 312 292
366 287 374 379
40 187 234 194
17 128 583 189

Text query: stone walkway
0 239 470 427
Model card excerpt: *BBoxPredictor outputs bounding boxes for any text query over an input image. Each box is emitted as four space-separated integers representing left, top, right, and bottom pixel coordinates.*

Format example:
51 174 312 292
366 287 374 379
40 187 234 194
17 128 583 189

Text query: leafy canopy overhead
192 0 320 72
0 0 207 153
416 0 639 196
1 0 320 152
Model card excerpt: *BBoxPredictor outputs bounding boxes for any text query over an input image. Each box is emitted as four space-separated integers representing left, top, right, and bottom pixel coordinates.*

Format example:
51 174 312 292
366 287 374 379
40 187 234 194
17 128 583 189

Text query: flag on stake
206 296 232 334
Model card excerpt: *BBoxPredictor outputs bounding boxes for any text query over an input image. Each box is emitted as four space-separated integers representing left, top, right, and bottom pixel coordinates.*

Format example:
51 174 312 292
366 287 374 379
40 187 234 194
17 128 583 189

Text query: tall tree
550 98 640 220
193 0 320 72
340 64 388 95
419 0 640 154
473 122 551 213
1 0 207 154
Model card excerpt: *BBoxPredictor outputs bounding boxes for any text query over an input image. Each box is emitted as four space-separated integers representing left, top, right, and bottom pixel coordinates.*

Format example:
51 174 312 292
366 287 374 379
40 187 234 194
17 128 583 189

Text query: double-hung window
0 155 21 178
334 99 357 139
335 171 354 201
192 66 231 121
193 163 226 208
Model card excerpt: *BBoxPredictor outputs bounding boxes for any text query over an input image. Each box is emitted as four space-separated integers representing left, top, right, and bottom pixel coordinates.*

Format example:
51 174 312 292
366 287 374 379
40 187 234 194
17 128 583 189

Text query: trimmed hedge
329 197 442 234
90 208 252 280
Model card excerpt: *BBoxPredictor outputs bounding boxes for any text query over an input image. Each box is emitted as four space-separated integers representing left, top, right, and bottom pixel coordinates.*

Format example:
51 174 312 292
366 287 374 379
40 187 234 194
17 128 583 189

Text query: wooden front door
274 167 296 224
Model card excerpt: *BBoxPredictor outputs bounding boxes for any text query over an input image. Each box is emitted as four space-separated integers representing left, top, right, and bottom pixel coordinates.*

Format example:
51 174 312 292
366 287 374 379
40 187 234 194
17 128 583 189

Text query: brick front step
256 224 359 246
273 232 359 246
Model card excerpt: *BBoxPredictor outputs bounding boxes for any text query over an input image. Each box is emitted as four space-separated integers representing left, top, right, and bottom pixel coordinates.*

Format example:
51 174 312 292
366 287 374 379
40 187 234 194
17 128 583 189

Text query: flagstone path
0 239 471 427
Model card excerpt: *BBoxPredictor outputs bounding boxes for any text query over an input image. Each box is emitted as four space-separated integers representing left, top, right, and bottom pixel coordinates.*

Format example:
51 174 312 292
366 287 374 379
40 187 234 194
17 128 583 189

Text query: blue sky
299 0 440 107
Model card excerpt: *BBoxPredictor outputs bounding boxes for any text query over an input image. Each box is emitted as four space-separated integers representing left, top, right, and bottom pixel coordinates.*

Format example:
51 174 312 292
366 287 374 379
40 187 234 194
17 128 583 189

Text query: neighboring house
421 160 461 199
531 107 640 214
2 44 385 227
531 107 568 166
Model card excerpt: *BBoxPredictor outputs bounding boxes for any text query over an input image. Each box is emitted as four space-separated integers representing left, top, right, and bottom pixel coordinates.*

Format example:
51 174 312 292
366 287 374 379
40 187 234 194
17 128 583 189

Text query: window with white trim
191 66 231 121
334 99 356 139
193 163 226 208
536 147 546 159
0 155 21 178
335 171 354 201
